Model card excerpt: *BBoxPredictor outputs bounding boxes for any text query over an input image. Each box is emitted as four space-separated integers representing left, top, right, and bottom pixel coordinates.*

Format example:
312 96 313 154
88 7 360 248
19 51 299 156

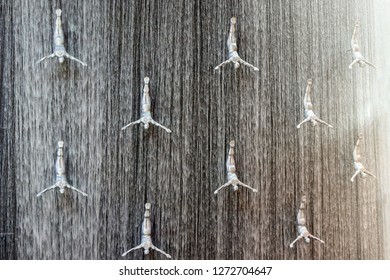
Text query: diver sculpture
289 195 325 248
122 77 172 133
36 9 87 66
122 203 171 259
350 134 376 182
297 79 333 128
36 141 88 197
215 17 259 71
214 141 258 194
349 22 376 69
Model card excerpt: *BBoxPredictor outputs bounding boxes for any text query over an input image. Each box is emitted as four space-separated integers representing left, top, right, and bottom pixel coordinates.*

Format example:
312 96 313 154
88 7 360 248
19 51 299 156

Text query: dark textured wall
0 0 16 260
0 0 385 260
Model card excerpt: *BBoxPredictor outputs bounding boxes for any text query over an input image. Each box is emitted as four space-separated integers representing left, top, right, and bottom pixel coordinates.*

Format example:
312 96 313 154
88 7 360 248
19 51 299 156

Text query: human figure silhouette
297 79 333 128
36 141 87 197
122 203 171 258
350 134 376 182
215 17 259 71
349 23 375 69
122 77 171 133
36 9 87 66
214 141 258 194
289 195 325 248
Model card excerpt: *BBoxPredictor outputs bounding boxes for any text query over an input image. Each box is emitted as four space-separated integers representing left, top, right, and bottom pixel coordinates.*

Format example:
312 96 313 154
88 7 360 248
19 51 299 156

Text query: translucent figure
214 140 258 194
122 77 172 133
349 22 376 69
36 141 88 197
122 203 171 259
289 195 325 248
36 9 87 66
215 17 259 71
296 79 333 128
350 133 376 182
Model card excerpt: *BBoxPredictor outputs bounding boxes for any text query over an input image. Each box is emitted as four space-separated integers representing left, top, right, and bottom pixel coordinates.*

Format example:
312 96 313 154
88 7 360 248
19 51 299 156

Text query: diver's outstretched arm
316 118 333 128
349 58 360 69
364 169 376 178
36 53 56 64
122 244 143 257
238 58 259 71
308 234 325 244
36 184 58 197
350 170 360 182
151 245 172 258
66 184 88 196
289 235 303 248
214 182 231 194
215 59 232 70
238 181 258 193
122 119 142 130
297 118 309 129
64 53 87 66
363 60 376 69
150 120 172 133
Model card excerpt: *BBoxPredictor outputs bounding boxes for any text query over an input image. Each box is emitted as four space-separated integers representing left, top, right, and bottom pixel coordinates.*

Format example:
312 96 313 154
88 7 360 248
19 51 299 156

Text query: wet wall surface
0 0 385 259
373 0 390 260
